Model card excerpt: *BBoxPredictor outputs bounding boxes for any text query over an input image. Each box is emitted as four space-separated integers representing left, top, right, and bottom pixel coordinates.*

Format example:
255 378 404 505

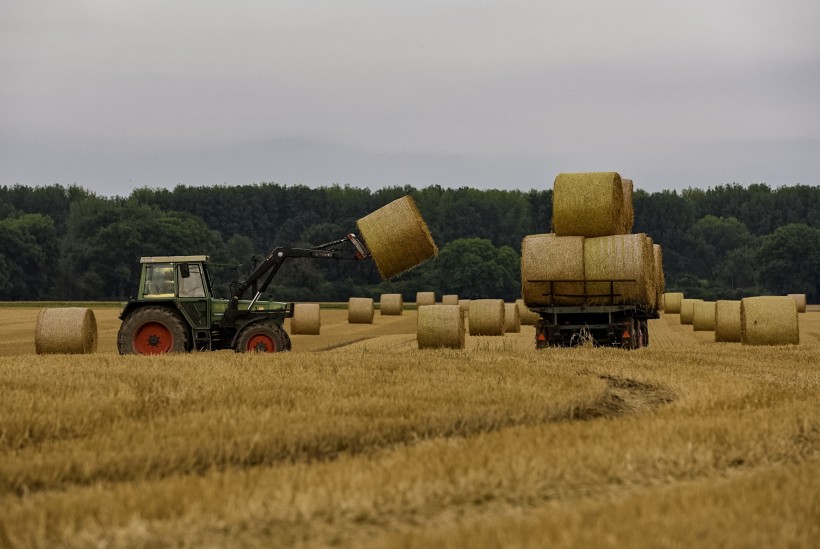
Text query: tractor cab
139 256 211 300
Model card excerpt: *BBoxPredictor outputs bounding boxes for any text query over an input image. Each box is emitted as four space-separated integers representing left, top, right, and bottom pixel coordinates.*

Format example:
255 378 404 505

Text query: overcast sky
2 1 819 195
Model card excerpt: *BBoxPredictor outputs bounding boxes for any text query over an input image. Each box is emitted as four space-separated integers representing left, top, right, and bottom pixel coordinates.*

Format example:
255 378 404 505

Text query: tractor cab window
143 264 175 298
177 263 206 298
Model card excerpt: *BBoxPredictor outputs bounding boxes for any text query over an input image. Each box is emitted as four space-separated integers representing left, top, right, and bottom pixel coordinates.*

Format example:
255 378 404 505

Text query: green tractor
117 234 370 354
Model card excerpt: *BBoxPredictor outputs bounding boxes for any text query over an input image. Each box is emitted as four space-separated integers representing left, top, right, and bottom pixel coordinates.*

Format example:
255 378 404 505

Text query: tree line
1 182 818 303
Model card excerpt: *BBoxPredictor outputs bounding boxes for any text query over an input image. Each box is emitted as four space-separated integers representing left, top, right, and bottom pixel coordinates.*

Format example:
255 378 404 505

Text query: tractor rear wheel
118 306 191 355
235 321 289 353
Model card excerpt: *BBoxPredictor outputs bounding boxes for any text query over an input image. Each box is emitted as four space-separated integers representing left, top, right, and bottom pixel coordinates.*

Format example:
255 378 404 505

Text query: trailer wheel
235 321 289 353
118 306 191 355
640 320 649 347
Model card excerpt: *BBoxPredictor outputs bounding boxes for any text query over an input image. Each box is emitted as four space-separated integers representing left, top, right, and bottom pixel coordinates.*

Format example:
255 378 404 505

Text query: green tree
432 238 520 300
756 224 820 301
0 213 59 299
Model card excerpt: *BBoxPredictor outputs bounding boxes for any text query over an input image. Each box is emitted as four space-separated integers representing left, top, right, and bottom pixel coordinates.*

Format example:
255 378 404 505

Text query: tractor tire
118 306 191 355
235 321 289 353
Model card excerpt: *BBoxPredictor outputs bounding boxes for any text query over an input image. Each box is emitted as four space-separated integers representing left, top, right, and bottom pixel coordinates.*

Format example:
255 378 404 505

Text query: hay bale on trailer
291 303 321 335
621 178 635 234
468 299 506 336
504 302 521 333
348 297 375 324
415 292 436 307
584 234 656 308
35 308 98 354
664 292 684 314
379 294 403 316
693 301 716 331
788 294 807 313
741 296 799 346
356 195 438 279
417 304 465 349
521 234 585 306
516 299 540 326
442 294 459 305
552 172 627 237
715 300 742 342
680 298 702 325
653 244 665 309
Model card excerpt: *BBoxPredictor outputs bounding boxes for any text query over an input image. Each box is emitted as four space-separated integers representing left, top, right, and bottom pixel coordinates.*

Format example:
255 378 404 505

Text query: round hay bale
458 299 471 315
516 298 540 326
787 294 807 313
468 299 506 336
416 291 436 307
291 303 321 335
653 244 665 309
664 292 684 314
417 304 465 349
741 296 799 346
521 233 585 306
379 294 403 316
442 294 459 305
356 195 438 279
584 234 656 308
504 302 521 333
621 178 635 233
553 172 627 237
715 300 742 342
35 308 97 354
692 301 716 332
348 297 375 324
680 298 702 325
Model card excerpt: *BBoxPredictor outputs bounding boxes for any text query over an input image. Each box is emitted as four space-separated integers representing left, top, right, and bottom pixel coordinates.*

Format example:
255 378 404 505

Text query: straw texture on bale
741 296 800 346
468 299 506 336
584 234 656 308
653 244 665 309
348 297 375 324
458 299 471 314
291 303 321 335
442 294 459 305
379 294 403 316
516 298 540 326
415 292 436 307
553 172 627 237
417 305 465 349
621 178 635 234
356 195 438 280
692 301 716 331
715 300 742 342
664 292 684 314
35 307 97 354
788 293 807 313
680 298 702 325
504 302 521 333
521 234 585 306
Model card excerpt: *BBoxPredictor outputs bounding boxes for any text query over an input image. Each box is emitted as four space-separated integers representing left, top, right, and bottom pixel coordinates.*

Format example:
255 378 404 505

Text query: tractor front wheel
118 306 191 355
235 321 289 353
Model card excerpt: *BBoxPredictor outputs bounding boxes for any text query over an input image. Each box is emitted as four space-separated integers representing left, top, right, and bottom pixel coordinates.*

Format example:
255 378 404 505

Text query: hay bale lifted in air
379 294 403 316
291 303 321 335
741 296 799 346
417 304 465 349
664 292 684 314
357 195 438 279
458 299 471 315
553 172 627 237
693 301 716 331
621 178 635 234
504 302 521 333
516 299 540 326
584 234 656 308
715 300 742 342
35 308 97 354
442 294 459 305
416 292 436 307
680 298 702 325
348 297 375 324
521 234 585 306
468 299 506 336
788 294 807 313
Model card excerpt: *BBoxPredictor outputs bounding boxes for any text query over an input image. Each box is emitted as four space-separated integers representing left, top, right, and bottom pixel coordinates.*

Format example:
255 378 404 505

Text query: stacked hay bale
291 303 321 335
416 292 436 307
442 294 459 305
692 301 716 331
740 296 799 346
653 244 665 309
35 308 98 354
553 172 627 237
521 234 585 306
417 305 465 349
515 299 540 326
504 302 521 333
788 294 807 313
379 294 403 316
715 300 742 342
584 233 656 308
348 298 375 324
469 299 506 336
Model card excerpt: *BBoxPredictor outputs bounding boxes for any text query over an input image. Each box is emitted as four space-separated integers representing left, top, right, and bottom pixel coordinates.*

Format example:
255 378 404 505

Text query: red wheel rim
246 334 276 353
133 322 174 354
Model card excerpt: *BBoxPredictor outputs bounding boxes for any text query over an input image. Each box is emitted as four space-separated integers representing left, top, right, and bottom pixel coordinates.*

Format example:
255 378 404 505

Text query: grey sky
2 0 819 195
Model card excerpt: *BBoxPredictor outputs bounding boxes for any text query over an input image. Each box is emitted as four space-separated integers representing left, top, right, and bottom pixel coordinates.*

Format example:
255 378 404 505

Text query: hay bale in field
416 291 436 307
348 297 375 324
35 308 97 354
291 303 321 335
521 233 585 306
788 293 807 313
653 244 665 309
468 299 506 336
584 233 656 308
504 302 521 333
693 301 716 331
553 172 627 237
356 195 438 279
621 178 635 233
715 300 742 342
458 299 471 315
679 298 702 325
516 298 540 326
442 294 459 305
379 294 403 316
664 292 684 314
417 304 465 349
741 296 799 346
